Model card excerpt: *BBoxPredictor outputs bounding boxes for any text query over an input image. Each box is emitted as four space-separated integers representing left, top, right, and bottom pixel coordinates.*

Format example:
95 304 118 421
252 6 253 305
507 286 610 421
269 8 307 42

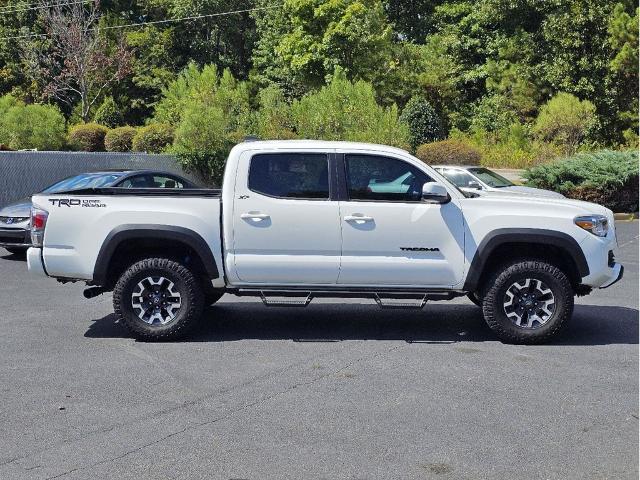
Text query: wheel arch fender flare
463 228 589 292
93 224 219 286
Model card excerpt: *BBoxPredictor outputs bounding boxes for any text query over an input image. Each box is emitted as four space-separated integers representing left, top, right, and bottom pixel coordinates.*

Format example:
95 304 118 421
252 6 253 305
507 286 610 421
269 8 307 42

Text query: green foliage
132 123 174 153
254 86 297 140
415 139 481 166
105 126 138 152
291 69 410 148
533 93 596 153
0 96 66 150
93 97 123 128
524 150 639 212
399 96 445 150
68 123 109 152
167 64 251 183
253 0 394 95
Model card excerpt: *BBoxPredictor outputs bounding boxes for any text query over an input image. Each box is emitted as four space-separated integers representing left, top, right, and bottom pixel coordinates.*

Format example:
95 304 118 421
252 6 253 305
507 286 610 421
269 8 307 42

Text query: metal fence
0 151 202 207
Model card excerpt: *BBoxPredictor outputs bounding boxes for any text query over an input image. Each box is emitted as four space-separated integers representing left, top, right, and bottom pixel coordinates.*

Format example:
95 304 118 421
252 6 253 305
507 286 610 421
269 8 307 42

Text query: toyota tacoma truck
27 140 623 343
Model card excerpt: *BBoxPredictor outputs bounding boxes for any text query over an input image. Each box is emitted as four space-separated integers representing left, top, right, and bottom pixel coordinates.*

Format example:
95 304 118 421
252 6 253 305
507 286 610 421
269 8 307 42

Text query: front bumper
27 247 47 277
0 227 31 248
599 263 624 289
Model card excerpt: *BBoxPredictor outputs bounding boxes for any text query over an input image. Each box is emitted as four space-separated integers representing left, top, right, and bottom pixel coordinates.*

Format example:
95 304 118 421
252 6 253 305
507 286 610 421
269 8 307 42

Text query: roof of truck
233 139 409 155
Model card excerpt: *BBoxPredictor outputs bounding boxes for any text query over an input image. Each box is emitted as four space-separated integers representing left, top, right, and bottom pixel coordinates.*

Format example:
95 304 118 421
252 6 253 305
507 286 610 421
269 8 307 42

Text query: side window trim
339 152 433 204
247 152 333 201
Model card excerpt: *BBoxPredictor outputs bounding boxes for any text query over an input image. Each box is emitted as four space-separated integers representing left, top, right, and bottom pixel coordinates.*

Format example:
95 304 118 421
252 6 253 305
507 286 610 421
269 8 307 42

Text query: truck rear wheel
113 257 204 341
482 260 574 344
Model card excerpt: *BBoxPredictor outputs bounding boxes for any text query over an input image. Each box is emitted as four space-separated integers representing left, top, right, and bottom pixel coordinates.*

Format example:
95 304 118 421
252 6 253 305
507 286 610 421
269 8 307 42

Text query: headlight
574 215 609 237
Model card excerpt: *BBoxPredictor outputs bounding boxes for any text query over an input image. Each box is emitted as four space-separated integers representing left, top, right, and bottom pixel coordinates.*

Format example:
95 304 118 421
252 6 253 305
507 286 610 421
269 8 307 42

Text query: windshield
467 168 513 188
40 172 126 193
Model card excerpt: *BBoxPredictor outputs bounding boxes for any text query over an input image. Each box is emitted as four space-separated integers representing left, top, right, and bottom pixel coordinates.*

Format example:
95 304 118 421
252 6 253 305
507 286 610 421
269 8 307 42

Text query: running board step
260 291 312 307
374 293 427 309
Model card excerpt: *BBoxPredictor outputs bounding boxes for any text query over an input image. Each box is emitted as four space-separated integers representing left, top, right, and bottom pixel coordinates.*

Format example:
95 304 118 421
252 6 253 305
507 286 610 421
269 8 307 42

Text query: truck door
229 151 341 285
337 153 465 287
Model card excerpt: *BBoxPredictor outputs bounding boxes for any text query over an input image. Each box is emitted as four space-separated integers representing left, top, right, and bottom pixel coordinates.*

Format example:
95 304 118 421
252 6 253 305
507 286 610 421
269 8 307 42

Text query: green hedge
132 123 173 153
68 123 108 151
105 126 137 152
415 139 481 165
524 150 639 212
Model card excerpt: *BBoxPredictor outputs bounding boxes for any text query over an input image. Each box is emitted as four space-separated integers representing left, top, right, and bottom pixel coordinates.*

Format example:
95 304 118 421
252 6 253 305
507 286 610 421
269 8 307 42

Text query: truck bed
31 188 223 282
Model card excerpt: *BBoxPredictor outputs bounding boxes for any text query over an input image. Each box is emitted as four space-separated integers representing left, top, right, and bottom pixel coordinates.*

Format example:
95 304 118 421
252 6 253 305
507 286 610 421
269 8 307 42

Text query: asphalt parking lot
0 221 637 480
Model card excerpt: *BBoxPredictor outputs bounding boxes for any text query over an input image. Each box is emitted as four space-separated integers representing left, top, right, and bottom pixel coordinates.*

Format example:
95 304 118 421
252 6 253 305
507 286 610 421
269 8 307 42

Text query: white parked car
433 165 564 198
27 140 622 344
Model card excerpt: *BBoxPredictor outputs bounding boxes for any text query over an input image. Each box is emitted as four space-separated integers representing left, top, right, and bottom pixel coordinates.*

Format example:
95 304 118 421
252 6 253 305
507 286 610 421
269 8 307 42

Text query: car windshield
40 172 126 193
467 167 513 188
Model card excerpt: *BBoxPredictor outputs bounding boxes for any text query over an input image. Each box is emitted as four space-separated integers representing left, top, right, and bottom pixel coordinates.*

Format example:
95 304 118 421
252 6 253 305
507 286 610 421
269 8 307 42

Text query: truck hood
471 191 611 217
0 197 32 217
500 185 565 198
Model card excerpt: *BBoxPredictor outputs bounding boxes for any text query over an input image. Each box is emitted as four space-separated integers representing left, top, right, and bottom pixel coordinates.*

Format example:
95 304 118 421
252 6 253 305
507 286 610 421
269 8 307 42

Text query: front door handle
344 214 374 223
240 212 270 221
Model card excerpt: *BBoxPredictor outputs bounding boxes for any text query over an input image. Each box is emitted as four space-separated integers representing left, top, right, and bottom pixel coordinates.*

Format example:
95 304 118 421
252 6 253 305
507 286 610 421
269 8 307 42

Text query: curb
613 213 637 221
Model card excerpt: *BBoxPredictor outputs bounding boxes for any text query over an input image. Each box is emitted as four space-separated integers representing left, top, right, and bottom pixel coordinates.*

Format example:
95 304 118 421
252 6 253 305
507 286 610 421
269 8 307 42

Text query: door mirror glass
467 180 482 190
422 182 450 204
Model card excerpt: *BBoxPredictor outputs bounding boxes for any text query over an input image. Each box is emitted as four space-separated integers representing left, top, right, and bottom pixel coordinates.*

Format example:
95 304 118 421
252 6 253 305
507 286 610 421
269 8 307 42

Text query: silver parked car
0 169 198 254
433 165 564 198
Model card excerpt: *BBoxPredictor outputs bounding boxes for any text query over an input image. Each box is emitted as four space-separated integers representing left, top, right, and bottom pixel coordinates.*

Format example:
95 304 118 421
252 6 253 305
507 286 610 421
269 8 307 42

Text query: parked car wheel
113 257 204 341
482 260 574 344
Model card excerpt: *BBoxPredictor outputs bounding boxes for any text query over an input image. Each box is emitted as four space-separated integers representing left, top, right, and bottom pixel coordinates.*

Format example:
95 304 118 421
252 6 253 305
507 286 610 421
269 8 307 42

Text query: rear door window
248 153 329 199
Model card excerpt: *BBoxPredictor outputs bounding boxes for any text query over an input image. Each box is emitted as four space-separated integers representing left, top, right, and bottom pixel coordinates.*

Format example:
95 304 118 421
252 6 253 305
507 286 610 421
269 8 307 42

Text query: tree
0 95 66 150
291 68 409 148
21 0 132 123
533 93 596 153
399 96 445 150
253 0 394 95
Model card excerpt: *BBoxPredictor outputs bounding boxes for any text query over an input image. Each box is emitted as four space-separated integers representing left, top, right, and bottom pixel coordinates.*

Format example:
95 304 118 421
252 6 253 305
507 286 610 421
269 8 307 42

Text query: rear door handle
240 212 270 221
344 214 374 223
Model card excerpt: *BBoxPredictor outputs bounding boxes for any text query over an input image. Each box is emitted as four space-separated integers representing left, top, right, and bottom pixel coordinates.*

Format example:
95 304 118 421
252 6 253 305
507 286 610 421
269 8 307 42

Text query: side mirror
468 180 482 190
422 182 450 204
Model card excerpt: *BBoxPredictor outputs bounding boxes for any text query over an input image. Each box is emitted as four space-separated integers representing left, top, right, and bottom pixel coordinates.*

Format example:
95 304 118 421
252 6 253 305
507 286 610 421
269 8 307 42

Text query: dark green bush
524 150 639 212
415 139 481 165
132 123 174 153
400 96 445 150
175 151 226 186
93 96 123 128
105 126 137 152
67 123 108 151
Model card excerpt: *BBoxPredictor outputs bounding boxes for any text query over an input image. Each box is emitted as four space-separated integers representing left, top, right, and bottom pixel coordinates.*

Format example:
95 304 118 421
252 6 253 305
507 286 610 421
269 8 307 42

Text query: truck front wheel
482 260 574 344
113 257 204 341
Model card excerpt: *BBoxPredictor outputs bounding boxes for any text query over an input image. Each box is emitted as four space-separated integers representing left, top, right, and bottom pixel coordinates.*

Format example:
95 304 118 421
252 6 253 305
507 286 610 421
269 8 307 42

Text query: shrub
67 123 108 151
254 86 297 140
105 126 137 152
168 65 252 182
94 96 123 128
533 92 596 153
0 101 66 150
524 150 639 212
291 68 410 149
415 139 481 165
132 123 174 153
400 96 445 150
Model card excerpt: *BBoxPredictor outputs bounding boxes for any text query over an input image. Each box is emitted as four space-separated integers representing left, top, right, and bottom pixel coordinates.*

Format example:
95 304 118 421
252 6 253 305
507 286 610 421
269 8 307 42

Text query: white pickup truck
27 140 623 343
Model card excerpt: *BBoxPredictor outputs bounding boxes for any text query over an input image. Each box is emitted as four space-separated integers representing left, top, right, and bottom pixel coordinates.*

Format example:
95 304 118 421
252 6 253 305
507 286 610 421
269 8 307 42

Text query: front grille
0 216 29 225
0 229 29 245
608 250 615 267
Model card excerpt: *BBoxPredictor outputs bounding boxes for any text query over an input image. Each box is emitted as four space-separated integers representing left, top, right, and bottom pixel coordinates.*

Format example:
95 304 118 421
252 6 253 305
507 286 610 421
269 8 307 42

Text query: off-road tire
113 257 204 341
482 260 574 344
467 292 483 307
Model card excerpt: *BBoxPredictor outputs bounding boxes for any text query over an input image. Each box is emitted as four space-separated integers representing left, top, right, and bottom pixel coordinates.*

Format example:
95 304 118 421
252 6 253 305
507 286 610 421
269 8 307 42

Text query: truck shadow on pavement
85 302 639 346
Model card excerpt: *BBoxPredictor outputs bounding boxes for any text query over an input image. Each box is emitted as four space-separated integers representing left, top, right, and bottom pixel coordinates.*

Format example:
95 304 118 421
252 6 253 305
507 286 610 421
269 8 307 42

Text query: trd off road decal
49 199 107 208
400 247 440 252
